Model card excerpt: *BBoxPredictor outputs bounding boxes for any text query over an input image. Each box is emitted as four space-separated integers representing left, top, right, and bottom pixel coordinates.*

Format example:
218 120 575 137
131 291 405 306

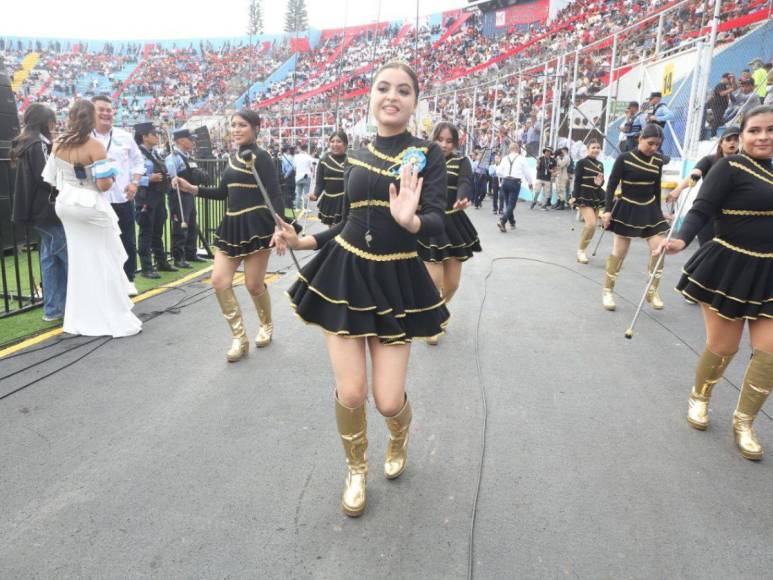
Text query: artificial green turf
0 258 212 348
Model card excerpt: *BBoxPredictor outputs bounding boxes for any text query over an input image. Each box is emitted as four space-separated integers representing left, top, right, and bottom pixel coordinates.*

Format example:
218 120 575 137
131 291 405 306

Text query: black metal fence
0 157 228 318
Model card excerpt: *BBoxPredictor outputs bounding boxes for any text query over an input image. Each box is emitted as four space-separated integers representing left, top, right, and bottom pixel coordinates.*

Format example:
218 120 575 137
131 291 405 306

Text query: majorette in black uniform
195 142 283 360
287 131 450 344
572 156 605 209
196 144 283 257
571 154 605 264
674 152 773 461
601 148 668 311
417 153 481 262
314 152 347 226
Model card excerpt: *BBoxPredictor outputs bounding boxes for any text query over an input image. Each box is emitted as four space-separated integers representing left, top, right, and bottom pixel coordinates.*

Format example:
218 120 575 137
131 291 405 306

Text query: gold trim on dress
320 161 345 173
721 209 773 216
350 200 390 209
679 289 773 321
624 160 660 175
226 204 268 216
611 217 668 229
348 157 401 179
418 238 479 249
228 158 253 175
620 195 656 205
622 180 656 186
631 151 661 167
214 232 274 246
367 143 429 164
742 154 773 180
335 235 418 261
681 270 773 305
227 182 258 189
727 161 773 186
320 191 345 198
713 237 773 258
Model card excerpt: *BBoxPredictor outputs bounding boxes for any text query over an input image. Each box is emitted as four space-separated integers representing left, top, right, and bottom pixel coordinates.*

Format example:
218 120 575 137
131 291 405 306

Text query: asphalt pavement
1 199 771 579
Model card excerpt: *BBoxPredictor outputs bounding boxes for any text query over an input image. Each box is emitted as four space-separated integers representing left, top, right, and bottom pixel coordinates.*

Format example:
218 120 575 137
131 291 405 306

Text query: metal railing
0 157 228 318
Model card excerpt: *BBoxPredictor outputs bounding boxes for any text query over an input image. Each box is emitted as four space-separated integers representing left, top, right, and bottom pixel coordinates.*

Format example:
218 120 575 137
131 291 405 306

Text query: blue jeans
35 223 68 318
295 176 310 208
499 179 521 226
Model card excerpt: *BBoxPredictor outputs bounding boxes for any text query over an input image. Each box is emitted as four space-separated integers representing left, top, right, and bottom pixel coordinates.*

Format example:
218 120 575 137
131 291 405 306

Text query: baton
624 185 692 339
166 131 188 230
591 196 619 256
241 150 301 271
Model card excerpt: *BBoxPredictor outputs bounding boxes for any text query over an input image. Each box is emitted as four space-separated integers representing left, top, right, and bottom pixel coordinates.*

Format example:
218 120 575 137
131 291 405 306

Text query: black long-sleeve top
604 150 663 212
313 152 346 197
677 154 773 250
196 144 284 214
445 154 473 207
312 131 447 255
572 156 604 201
11 136 59 226
536 155 556 181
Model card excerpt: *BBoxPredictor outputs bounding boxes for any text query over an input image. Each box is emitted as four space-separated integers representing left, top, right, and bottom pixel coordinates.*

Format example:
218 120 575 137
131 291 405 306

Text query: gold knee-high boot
384 395 412 479
576 224 595 264
603 254 624 311
646 254 665 310
250 287 273 347
215 288 249 362
335 395 368 516
427 290 443 346
732 349 773 460
687 348 736 430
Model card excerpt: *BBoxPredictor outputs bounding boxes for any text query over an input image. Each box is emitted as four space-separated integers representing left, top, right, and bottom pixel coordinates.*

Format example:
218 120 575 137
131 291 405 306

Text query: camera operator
134 122 176 279
166 128 208 268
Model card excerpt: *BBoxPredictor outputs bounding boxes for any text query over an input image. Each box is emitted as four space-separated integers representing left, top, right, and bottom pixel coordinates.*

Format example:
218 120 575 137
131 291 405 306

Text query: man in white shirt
496 143 535 233
91 95 145 294
292 143 313 210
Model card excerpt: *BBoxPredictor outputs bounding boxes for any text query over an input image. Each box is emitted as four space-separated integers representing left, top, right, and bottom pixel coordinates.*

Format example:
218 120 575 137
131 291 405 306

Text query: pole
568 49 580 145
452 89 458 125
551 54 563 150
364 0 382 129
654 13 664 57
603 33 618 140
334 0 350 128
515 72 522 141
538 63 548 154
414 0 420 67
470 85 478 154
490 82 499 148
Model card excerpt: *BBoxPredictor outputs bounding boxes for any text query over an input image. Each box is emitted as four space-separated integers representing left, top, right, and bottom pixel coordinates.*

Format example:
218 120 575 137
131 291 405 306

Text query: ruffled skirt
676 238 773 320
214 207 275 257
287 237 450 344
418 210 482 262
316 192 345 226
608 196 669 238
573 190 605 209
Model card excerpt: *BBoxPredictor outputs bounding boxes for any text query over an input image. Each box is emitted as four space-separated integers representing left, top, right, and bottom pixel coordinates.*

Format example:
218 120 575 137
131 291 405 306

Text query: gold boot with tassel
732 349 773 461
687 348 736 430
576 224 595 264
335 395 368 516
646 254 665 310
215 288 249 362
384 396 412 479
250 287 273 348
602 254 623 311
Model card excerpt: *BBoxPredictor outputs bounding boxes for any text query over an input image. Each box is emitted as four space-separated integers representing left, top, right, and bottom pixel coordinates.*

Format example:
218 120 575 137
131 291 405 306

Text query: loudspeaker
194 126 213 159
0 67 21 251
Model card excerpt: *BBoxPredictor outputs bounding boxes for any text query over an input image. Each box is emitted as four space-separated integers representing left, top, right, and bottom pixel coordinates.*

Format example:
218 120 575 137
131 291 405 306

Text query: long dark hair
10 103 56 165
432 122 460 147
233 109 261 141
329 130 349 147
740 104 773 131
57 100 96 151
715 128 739 158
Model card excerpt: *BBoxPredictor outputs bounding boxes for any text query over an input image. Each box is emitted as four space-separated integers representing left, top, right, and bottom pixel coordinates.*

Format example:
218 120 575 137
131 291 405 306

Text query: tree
247 0 264 36
284 0 309 33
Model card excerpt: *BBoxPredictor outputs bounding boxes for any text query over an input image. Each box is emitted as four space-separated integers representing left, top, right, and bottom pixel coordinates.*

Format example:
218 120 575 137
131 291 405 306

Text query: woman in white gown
42 100 142 337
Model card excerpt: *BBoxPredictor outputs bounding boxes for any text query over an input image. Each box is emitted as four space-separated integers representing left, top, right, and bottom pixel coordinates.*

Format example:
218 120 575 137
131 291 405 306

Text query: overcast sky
2 0 469 40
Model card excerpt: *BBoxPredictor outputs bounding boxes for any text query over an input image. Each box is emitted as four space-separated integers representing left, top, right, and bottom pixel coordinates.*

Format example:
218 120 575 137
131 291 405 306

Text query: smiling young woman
417 121 481 345
272 62 449 517
176 110 283 362
600 124 670 311
659 105 773 460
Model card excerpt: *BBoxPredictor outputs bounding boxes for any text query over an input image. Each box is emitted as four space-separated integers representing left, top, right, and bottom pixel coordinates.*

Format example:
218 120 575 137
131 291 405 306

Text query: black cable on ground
467 254 771 579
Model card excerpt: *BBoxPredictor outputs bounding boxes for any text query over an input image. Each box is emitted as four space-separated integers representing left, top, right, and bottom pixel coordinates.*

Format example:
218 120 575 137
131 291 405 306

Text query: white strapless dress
43 156 141 337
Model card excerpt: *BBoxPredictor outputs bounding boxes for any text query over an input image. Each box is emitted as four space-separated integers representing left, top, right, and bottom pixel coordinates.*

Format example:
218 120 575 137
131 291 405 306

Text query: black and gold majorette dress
287 131 450 344
314 152 347 225
572 156 605 208
196 144 283 257
417 154 481 262
604 150 669 238
676 154 773 320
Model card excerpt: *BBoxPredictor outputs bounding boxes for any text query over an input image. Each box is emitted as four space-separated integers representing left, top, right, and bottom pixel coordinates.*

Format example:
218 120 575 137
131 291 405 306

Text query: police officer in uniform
166 128 208 268
620 101 644 152
134 122 176 279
